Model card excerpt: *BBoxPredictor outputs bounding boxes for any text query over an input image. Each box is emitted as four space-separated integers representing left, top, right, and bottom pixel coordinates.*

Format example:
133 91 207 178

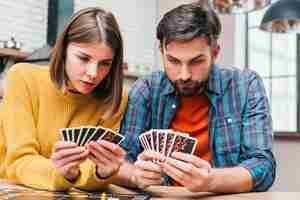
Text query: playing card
157 130 167 155
170 134 198 155
164 131 177 157
67 128 74 142
100 128 124 144
87 127 107 143
80 127 96 146
144 131 154 150
139 133 150 150
78 127 89 146
72 127 81 144
59 128 69 141
139 134 149 150
172 130 189 137
152 129 158 152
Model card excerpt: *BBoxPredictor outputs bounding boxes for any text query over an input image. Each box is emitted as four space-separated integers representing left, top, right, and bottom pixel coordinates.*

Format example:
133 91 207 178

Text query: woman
0 7 128 191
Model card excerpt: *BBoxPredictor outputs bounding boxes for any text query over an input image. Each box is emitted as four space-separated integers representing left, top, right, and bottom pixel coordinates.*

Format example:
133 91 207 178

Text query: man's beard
174 79 207 96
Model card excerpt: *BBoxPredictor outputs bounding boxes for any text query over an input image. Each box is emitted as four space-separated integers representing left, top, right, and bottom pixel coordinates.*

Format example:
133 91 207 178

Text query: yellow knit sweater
0 63 128 191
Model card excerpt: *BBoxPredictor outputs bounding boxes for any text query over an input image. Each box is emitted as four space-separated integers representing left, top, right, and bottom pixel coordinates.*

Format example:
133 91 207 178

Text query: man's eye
191 59 205 65
169 59 180 64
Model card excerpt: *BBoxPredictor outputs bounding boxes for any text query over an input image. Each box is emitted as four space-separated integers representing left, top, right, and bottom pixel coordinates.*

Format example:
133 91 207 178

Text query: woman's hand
51 141 89 181
86 140 126 179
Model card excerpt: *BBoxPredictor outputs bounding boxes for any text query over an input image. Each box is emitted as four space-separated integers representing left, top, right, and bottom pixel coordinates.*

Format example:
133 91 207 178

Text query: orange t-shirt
170 95 211 186
170 95 211 162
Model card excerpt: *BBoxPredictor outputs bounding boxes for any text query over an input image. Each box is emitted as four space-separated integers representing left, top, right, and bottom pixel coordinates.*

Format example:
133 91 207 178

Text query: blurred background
0 0 299 191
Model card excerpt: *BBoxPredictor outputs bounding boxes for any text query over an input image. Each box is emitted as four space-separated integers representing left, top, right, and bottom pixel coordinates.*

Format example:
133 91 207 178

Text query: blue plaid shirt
120 64 276 192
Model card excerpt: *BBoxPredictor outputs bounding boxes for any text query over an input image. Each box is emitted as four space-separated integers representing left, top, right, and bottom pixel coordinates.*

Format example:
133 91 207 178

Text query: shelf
0 48 30 61
275 132 300 140
123 70 140 80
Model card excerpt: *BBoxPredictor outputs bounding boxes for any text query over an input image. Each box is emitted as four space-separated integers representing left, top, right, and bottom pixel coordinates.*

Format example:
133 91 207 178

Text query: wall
218 14 246 69
271 139 300 191
157 0 195 20
0 0 48 52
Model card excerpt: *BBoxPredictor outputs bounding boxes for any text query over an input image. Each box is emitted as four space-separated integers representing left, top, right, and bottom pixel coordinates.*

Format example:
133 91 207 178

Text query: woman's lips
80 80 96 89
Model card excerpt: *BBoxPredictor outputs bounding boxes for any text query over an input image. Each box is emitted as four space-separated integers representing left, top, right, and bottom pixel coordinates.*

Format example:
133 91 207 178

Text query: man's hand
132 150 165 189
51 141 89 181
87 140 126 179
161 152 212 192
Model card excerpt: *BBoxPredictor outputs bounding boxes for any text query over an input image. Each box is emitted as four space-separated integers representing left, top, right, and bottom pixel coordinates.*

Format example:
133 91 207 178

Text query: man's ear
212 44 220 59
159 44 164 55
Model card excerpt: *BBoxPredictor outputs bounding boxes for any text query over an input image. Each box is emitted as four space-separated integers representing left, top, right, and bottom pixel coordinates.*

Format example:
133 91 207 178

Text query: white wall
0 0 48 52
217 15 246 68
158 0 195 20
271 139 300 191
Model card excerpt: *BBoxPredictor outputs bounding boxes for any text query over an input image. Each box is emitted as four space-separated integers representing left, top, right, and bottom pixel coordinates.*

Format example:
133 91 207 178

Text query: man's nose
179 65 191 81
86 62 97 78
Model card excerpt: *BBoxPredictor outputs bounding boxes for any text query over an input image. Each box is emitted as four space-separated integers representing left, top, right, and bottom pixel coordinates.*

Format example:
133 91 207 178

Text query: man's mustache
175 79 199 85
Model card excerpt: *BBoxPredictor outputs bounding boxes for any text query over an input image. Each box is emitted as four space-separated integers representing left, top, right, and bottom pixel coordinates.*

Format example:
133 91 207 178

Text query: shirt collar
161 74 176 95
207 64 222 95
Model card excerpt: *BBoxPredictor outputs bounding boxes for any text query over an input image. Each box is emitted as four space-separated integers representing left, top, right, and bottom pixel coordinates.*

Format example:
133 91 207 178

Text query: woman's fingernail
161 156 166 162
80 147 86 151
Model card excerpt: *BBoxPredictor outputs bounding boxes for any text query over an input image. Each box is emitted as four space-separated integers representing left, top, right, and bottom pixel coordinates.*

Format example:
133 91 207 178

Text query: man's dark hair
156 2 221 48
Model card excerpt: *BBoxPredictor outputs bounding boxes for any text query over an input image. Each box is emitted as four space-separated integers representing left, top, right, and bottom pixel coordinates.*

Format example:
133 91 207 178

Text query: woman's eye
78 56 89 62
100 62 112 68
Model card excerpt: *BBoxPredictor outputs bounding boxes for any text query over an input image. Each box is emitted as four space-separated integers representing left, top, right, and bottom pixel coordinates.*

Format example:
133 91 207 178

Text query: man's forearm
113 162 137 188
208 167 253 193
114 163 253 193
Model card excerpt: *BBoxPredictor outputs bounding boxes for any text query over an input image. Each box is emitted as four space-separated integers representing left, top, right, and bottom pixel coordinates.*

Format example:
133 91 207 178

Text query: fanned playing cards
59 126 124 146
139 129 198 157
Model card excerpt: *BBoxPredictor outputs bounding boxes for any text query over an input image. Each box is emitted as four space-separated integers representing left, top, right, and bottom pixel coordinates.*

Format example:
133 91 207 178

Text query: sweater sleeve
72 89 128 191
3 65 73 191
71 160 113 191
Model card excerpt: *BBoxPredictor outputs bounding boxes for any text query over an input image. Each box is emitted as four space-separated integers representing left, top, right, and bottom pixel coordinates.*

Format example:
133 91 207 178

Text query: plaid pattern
120 64 276 192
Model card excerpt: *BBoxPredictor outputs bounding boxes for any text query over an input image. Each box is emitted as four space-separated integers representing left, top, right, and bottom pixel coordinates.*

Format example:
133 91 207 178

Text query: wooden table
143 186 300 200
0 180 299 200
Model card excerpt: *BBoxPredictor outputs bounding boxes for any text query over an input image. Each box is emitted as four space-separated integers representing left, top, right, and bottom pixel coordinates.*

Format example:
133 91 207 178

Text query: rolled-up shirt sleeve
239 71 276 192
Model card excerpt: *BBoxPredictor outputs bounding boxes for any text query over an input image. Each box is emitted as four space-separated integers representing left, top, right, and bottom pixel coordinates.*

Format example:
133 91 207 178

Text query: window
246 4 299 134
47 0 73 46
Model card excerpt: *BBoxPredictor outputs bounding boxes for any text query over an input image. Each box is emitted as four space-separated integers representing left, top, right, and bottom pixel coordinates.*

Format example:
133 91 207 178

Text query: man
116 3 275 193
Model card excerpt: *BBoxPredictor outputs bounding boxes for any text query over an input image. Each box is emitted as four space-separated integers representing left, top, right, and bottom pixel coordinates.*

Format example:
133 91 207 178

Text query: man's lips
177 83 196 89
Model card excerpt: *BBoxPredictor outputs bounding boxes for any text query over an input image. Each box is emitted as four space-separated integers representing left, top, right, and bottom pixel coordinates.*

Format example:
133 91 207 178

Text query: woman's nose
86 63 97 78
